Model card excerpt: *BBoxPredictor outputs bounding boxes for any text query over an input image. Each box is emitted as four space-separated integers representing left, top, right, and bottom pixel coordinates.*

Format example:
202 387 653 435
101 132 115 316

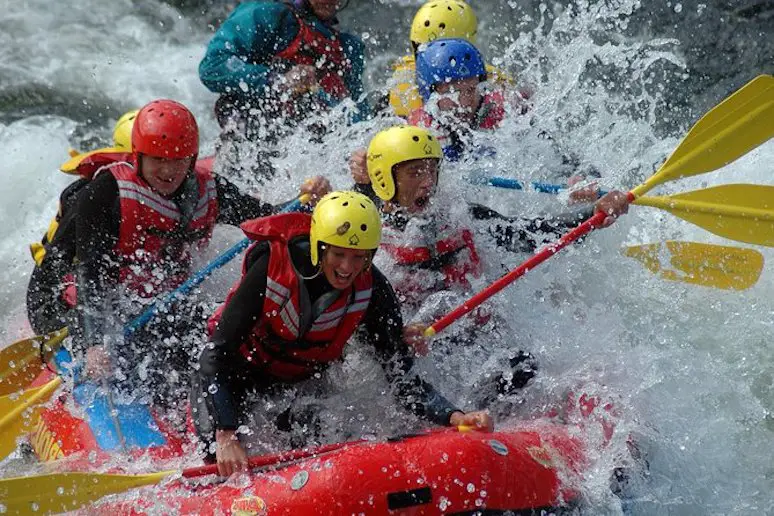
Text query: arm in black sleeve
214 175 280 226
363 267 461 426
469 202 594 253
74 173 121 348
352 182 382 208
198 244 270 430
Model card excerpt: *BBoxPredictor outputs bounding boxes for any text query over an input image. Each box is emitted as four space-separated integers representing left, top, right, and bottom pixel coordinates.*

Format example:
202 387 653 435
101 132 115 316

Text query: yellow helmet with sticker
310 191 382 266
410 0 478 46
367 126 442 201
112 109 139 150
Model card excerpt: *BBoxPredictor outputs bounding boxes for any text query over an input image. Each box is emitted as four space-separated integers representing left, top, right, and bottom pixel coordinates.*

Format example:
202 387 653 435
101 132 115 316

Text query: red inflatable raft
86 423 585 515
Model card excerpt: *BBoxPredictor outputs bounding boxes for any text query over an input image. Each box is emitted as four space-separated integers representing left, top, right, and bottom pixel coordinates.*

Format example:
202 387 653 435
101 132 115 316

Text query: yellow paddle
630 74 774 196
0 377 62 460
622 241 763 290
0 328 68 397
426 74 774 337
633 184 774 247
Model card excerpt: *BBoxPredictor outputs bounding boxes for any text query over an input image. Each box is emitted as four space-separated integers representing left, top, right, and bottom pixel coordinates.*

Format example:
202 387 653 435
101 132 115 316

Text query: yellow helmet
366 126 442 201
410 0 478 46
112 109 139 150
310 191 382 266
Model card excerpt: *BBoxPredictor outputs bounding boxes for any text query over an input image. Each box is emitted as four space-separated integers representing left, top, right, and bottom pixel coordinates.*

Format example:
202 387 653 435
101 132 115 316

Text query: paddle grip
426 211 607 336
124 199 303 337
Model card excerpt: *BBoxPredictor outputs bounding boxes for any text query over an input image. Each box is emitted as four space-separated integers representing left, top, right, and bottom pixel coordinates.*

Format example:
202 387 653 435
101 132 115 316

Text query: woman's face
320 245 370 290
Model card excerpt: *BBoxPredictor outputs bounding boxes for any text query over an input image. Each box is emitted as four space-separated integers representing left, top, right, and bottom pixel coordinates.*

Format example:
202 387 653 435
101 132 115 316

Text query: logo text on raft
230 496 267 516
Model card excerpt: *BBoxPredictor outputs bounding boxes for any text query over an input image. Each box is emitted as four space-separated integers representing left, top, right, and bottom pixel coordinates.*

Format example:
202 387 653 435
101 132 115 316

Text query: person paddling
199 0 368 182
192 190 493 476
349 125 629 402
29 99 330 406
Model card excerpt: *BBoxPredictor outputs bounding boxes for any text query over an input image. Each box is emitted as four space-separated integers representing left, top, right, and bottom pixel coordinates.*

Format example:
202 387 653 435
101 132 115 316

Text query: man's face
434 77 481 125
139 155 193 197
392 158 440 214
307 0 341 21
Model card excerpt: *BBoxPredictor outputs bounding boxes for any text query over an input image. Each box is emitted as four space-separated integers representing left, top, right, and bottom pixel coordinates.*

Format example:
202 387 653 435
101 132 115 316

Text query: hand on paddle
83 345 111 380
450 410 494 432
283 64 319 97
403 323 431 356
299 176 332 206
594 190 630 227
216 429 249 477
349 148 369 185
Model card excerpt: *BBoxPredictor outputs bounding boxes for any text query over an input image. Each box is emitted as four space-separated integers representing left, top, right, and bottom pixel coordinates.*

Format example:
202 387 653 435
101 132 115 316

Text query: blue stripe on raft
53 349 167 451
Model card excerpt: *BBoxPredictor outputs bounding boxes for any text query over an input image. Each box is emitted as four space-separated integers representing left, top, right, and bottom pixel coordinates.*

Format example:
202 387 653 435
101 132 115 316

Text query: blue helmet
415 38 487 101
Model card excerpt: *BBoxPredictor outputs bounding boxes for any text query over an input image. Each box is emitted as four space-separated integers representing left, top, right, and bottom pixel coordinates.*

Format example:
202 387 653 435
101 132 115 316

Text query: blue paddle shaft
124 199 302 336
473 175 606 196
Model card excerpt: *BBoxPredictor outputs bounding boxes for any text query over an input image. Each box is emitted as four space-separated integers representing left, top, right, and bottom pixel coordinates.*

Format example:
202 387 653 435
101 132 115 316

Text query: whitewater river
1 0 772 513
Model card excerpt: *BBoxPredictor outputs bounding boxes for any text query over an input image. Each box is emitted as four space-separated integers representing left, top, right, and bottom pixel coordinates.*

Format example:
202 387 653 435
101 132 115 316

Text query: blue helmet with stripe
415 38 487 102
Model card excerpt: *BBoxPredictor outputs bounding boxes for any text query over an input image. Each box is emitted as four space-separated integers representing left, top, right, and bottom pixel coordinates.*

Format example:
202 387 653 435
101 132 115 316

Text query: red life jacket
275 11 350 101
380 220 482 299
407 90 507 146
110 161 219 298
209 213 373 381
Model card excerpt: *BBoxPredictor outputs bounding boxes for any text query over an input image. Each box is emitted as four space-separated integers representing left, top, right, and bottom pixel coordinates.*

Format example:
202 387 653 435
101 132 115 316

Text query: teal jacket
199 1 365 113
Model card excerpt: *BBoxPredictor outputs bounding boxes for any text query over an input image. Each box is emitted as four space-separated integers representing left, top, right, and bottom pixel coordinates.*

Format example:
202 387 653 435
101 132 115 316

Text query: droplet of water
207 384 218 394
674 3 682 12
467 483 475 493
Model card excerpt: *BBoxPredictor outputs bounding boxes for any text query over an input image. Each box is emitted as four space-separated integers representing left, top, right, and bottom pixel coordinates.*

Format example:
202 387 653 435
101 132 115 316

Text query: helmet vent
342 201 349 206
439 22 446 29
412 135 419 142
360 224 368 231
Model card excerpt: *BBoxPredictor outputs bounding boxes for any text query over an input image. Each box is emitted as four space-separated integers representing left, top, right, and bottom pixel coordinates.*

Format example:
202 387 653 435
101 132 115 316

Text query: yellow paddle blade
632 75 774 196
634 184 774 247
0 377 62 461
622 241 763 290
0 328 68 396
0 470 174 514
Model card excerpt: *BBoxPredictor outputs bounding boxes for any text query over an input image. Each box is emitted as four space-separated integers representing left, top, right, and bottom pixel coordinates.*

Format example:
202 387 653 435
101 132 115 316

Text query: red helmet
132 99 199 159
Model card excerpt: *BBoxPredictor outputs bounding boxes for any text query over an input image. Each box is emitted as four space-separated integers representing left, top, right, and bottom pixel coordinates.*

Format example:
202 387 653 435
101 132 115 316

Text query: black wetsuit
192 238 461 449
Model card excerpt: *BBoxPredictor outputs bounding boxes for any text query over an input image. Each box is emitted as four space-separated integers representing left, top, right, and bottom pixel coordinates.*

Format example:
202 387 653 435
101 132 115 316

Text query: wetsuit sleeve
199 2 298 95
74 173 121 348
363 267 461 426
214 175 279 225
469 202 594 253
198 245 270 430
352 182 382 207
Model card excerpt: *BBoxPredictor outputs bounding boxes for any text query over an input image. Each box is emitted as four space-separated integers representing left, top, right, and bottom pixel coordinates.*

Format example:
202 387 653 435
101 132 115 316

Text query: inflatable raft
85 423 585 515
22 350 589 514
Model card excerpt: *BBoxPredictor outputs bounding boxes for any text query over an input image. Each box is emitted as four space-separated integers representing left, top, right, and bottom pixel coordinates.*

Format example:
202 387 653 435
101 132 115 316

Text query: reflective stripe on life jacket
380 220 482 297
111 162 218 298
